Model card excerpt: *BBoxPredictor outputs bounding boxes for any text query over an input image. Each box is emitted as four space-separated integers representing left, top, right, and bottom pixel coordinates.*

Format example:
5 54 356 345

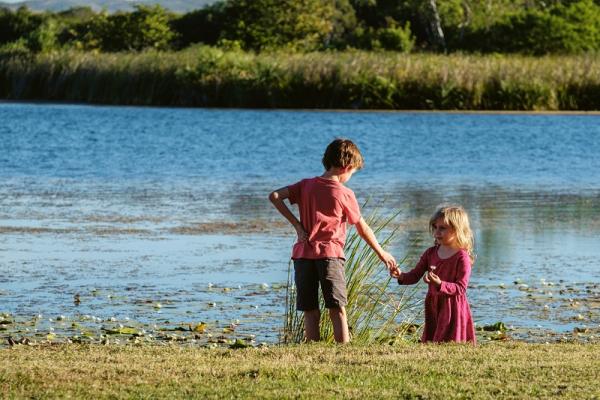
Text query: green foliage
67 5 176 51
170 2 228 48
126 5 177 51
64 12 109 50
452 0 600 54
376 22 415 52
217 0 347 51
350 21 415 52
26 18 59 52
0 38 30 58
8 49 600 109
0 7 43 45
479 321 508 332
2 1 600 54
3 49 600 109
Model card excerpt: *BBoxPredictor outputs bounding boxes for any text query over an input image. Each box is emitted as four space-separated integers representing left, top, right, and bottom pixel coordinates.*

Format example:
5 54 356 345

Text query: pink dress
399 246 476 344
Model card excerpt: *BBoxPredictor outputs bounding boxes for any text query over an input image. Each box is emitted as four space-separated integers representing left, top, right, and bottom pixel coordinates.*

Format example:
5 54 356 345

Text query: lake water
1 103 599 345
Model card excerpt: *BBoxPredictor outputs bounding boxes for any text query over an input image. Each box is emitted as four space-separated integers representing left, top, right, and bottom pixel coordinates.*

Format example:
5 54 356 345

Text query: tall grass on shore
282 208 421 344
2 46 600 110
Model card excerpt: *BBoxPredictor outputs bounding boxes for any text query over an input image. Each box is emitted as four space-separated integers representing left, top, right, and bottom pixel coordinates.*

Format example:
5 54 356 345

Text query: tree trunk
426 0 446 52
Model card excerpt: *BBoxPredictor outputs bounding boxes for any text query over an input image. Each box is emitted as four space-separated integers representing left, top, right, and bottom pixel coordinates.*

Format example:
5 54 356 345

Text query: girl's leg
329 306 350 343
304 309 320 342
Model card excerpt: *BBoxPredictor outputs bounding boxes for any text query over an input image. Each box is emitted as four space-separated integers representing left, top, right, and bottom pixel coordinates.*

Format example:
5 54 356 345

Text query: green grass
1 343 599 399
2 47 600 110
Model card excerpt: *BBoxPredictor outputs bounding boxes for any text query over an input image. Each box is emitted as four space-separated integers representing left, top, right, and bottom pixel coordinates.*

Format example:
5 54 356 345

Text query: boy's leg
294 259 320 342
303 309 321 342
317 258 349 344
328 306 350 343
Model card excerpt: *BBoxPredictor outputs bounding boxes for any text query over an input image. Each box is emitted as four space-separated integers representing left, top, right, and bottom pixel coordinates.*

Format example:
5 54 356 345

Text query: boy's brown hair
322 138 364 171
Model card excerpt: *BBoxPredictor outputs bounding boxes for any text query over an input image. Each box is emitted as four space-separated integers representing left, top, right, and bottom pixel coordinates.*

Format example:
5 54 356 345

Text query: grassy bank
1 343 599 399
1 48 600 110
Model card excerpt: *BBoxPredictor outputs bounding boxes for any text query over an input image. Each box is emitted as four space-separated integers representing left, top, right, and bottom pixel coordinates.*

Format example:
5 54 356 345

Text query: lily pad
479 322 507 332
103 327 140 335
229 339 249 349
193 323 207 333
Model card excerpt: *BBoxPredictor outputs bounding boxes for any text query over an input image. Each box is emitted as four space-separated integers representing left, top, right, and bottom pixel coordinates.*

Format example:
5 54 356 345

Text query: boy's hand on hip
294 224 308 242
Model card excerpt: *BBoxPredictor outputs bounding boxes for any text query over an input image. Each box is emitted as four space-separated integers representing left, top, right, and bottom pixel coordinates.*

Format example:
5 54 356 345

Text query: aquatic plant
282 207 421 344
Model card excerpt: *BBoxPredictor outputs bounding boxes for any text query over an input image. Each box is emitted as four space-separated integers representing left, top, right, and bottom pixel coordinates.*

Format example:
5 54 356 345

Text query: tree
0 7 43 45
218 0 347 51
27 17 59 52
69 5 177 51
126 5 176 50
423 0 446 51
170 2 228 48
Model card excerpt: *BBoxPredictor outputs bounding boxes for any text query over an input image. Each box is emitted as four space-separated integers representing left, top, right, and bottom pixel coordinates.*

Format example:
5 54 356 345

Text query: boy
269 138 397 343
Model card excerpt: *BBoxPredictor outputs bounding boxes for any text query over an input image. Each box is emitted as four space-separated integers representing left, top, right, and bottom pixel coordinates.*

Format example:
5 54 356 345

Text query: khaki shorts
293 258 347 311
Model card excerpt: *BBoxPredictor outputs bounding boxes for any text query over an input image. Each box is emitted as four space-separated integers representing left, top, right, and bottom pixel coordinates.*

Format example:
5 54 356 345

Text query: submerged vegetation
1 47 600 110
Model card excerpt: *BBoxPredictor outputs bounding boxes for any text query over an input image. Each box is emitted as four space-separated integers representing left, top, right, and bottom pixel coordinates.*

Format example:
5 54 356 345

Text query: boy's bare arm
354 217 397 271
268 187 307 241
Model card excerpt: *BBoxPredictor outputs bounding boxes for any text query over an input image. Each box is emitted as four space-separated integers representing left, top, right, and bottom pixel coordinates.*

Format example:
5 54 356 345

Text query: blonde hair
429 205 475 264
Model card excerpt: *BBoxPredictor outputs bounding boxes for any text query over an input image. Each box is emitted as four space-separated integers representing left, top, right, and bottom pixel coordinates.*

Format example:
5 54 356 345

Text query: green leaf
479 322 507 332
103 327 140 335
229 339 249 349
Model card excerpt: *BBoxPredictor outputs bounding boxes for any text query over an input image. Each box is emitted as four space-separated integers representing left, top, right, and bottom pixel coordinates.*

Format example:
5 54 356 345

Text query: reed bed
1 47 600 110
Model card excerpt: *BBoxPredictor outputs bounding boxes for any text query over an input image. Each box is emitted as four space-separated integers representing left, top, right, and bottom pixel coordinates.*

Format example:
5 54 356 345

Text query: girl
391 205 476 343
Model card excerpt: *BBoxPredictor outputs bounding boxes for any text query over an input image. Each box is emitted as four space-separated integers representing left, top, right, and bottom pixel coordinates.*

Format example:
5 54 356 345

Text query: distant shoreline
2 99 600 115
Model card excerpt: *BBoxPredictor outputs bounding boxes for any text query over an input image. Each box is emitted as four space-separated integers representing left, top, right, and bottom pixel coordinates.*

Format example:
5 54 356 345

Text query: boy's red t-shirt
287 176 361 260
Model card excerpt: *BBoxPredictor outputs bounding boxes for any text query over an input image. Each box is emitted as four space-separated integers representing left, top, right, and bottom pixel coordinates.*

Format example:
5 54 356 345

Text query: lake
1 103 599 345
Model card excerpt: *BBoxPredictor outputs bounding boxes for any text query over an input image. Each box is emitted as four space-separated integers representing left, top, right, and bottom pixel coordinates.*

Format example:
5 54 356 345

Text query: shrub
377 22 415 52
456 0 600 54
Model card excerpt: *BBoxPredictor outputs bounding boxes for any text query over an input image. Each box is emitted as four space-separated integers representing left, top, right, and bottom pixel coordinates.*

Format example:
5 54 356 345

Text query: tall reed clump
1 47 600 110
282 208 422 345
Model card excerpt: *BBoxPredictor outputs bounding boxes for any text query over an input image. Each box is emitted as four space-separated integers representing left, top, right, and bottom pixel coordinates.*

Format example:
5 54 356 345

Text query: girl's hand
424 271 442 288
294 224 308 242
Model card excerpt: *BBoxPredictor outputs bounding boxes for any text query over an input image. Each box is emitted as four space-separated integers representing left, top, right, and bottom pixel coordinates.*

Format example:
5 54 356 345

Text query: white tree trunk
427 0 446 51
